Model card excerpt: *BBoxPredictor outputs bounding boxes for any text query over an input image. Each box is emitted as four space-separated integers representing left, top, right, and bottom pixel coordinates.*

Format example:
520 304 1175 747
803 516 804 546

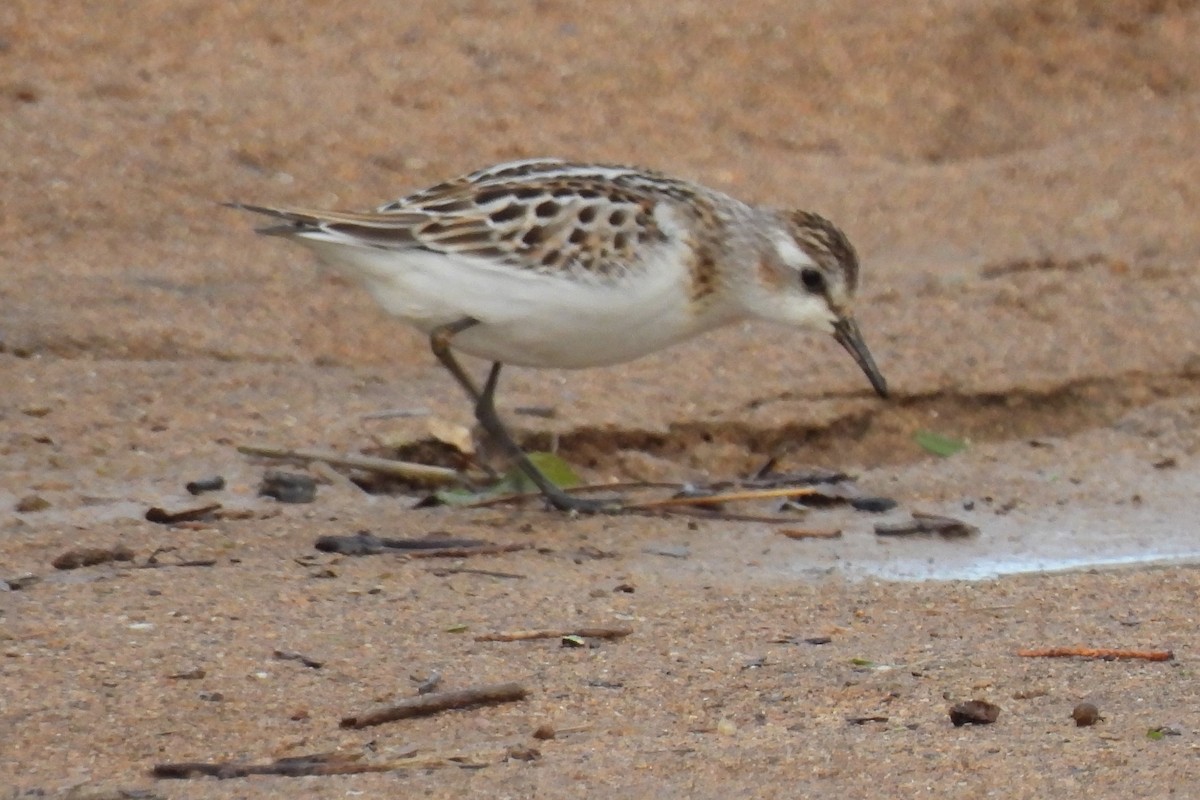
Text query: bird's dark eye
800 268 825 293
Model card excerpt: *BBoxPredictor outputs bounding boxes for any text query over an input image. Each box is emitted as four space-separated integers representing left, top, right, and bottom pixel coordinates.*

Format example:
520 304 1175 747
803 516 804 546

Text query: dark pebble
1072 702 1101 727
850 496 898 513
186 475 226 495
949 699 1000 726
259 471 316 503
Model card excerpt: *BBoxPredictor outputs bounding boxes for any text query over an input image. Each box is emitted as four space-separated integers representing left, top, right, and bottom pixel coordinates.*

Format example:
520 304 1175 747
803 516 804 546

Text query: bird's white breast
301 237 736 369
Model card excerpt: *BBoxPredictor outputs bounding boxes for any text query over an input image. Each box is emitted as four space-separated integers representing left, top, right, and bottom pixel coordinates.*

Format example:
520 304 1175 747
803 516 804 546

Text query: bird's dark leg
428 319 615 513
430 317 485 402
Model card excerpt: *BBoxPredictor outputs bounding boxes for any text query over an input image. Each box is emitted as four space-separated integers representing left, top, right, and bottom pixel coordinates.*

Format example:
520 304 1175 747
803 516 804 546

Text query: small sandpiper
230 159 888 511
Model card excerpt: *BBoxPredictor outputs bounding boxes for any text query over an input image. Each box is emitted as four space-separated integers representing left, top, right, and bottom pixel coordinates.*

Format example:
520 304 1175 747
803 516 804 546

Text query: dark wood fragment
340 682 529 729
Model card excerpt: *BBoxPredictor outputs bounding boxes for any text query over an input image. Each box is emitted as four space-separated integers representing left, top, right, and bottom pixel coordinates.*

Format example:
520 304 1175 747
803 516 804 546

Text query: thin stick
427 567 526 579
661 507 819 524
153 753 394 779
340 682 528 729
404 543 530 558
474 626 632 642
238 444 460 484
462 480 686 509
622 486 820 510
361 407 431 420
1017 647 1174 662
779 527 843 540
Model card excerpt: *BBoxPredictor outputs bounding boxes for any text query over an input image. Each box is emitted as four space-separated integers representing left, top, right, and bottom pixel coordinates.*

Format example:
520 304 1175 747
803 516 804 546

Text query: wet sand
3 1 1200 796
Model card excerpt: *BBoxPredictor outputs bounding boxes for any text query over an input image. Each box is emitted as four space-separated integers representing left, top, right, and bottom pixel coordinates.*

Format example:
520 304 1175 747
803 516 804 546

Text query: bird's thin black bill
833 317 888 398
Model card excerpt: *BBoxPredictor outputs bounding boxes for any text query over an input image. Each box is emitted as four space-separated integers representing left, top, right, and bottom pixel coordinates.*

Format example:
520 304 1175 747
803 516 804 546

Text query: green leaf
444 623 468 633
914 430 968 457
431 452 582 506
1147 728 1166 741
505 452 582 493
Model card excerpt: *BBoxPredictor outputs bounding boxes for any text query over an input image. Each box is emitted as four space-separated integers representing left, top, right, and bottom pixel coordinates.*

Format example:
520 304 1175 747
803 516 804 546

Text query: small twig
315 532 488 555
154 752 389 779
659 507 815 524
136 558 218 569
404 543 530 559
415 671 442 695
875 512 978 538
340 682 528 729
361 407 431 420
238 444 460 484
273 649 324 669
622 486 819 510
779 527 843 540
1017 647 1174 662
427 566 527 579
474 626 633 642
145 503 222 525
461 480 685 509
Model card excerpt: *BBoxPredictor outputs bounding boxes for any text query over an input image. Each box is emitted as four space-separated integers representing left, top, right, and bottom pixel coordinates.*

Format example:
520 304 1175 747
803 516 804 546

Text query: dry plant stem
474 626 633 642
463 480 685 509
623 486 820 510
467 484 821 511
779 527 843 540
1017 647 1174 662
427 567 526 579
238 443 461 484
340 682 529 729
663 507 820 524
154 755 393 779
404 543 530 558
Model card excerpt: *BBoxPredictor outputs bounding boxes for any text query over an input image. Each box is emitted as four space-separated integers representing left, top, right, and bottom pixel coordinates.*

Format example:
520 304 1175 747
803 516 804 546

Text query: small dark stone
3 574 41 591
877 513 979 538
849 496 897 513
949 699 1000 726
52 545 136 570
168 667 206 680
259 471 316 503
505 744 541 762
185 475 226 495
145 502 221 524
1072 702 1102 727
14 495 50 513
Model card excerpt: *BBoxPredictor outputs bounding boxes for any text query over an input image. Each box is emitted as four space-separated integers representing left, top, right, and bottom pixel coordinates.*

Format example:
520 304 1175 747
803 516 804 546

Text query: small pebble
186 475 226 495
949 699 1000 726
1072 702 1101 727
14 495 50 513
505 744 541 761
2 574 41 591
52 545 136 570
259 471 317 503
850 496 897 513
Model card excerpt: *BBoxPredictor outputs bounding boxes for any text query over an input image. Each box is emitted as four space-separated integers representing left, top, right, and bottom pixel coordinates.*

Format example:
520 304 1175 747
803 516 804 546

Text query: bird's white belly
306 242 734 369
